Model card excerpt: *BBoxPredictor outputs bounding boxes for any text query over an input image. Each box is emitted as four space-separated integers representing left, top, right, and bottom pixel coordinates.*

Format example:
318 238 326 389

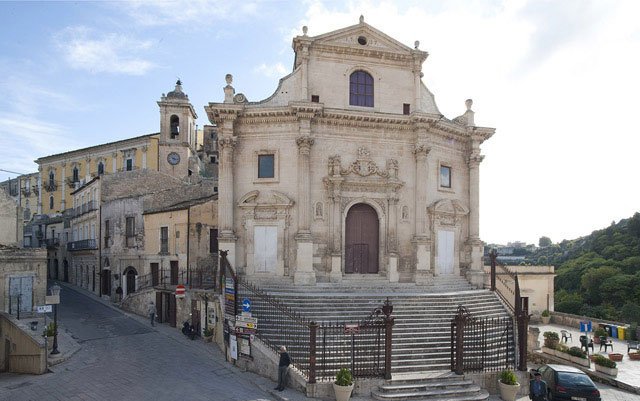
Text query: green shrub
627 323 638 341
543 331 559 341
541 310 550 317
335 367 353 386
499 369 518 385
593 354 617 368
594 327 607 338
43 322 56 337
567 346 587 359
203 327 214 337
556 344 569 353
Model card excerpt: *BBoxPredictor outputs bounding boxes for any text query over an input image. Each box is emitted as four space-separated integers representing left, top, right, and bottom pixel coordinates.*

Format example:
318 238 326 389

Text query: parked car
531 364 601 401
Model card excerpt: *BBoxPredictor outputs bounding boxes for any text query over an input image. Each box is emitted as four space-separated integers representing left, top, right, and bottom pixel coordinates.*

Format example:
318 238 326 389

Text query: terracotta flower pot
628 352 640 361
609 353 623 362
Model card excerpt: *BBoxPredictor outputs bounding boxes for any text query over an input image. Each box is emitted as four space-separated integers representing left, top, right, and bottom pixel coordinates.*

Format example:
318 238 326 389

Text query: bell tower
157 80 199 178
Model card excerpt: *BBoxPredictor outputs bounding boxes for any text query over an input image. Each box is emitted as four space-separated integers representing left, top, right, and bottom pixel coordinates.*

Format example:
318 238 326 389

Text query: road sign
236 315 258 324
176 285 186 298
35 305 52 313
242 298 251 312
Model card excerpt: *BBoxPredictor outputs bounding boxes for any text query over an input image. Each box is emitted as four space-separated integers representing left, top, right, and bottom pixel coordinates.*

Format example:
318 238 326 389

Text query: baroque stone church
206 17 494 287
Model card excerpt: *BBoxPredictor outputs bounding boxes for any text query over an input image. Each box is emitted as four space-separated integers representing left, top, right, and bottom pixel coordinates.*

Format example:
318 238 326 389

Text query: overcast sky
0 0 638 245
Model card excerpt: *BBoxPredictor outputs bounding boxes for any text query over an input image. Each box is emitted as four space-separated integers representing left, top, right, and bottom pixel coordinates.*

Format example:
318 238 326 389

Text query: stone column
413 144 432 284
466 140 484 287
326 158 344 283
218 134 237 267
387 195 399 283
294 134 315 285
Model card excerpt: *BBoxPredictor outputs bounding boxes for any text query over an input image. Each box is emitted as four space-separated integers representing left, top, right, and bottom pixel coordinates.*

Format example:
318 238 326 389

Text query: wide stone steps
373 374 490 401
238 277 513 384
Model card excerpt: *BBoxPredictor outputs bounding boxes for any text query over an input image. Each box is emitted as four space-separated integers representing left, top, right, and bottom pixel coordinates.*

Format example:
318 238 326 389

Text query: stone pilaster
328 174 343 283
141 145 148 169
37 166 42 214
60 162 66 211
387 196 399 283
413 144 432 284
466 142 485 287
111 152 118 173
294 134 315 285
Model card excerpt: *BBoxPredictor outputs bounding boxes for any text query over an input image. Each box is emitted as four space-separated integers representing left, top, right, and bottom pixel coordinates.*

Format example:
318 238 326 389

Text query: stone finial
414 40 420 49
302 26 308 36
465 99 473 111
176 79 182 86
224 74 235 103
359 15 364 24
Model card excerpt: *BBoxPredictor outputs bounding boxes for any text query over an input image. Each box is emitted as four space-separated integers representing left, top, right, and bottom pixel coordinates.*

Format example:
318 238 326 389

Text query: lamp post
49 284 61 355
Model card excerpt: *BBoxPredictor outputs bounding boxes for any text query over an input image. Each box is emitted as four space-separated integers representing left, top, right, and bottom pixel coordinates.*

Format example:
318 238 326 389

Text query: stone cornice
310 43 418 65
205 103 245 125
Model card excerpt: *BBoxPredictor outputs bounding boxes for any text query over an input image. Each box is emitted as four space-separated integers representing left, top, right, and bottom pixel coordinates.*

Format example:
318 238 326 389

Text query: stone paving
2 284 639 401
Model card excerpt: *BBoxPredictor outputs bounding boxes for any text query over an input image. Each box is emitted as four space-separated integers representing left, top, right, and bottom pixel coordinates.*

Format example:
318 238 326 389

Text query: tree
538 236 552 248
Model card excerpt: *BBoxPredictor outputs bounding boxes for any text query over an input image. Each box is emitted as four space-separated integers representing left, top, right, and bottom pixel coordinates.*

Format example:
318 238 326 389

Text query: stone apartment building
206 17 494 286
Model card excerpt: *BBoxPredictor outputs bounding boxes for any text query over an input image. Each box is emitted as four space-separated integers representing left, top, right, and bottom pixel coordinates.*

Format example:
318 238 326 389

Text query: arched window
349 70 374 107
49 195 54 210
97 162 104 175
72 166 79 182
170 115 180 139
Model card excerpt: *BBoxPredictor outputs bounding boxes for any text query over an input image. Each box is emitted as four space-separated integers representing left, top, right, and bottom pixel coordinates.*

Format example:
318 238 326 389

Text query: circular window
357 36 367 45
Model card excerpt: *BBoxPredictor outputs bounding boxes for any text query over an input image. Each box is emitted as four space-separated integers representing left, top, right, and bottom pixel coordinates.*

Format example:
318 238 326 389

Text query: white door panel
437 230 455 275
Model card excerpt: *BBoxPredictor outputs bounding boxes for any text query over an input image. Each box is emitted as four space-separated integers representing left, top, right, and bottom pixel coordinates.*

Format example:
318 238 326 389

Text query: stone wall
0 247 47 314
0 190 21 246
0 312 47 374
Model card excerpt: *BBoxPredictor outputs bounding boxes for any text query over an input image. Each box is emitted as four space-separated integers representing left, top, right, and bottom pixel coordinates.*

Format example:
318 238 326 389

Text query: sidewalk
532 322 640 394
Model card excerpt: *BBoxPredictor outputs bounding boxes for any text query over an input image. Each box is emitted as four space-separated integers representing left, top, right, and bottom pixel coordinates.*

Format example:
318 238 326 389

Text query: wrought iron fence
220 250 392 382
450 305 515 374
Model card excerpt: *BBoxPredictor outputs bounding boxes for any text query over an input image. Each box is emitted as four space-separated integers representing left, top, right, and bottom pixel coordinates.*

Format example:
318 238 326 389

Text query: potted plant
498 368 520 401
543 331 560 349
567 346 590 367
608 353 623 362
333 367 354 401
593 354 617 376
203 327 214 343
43 322 56 350
593 327 607 344
541 310 551 324
629 351 640 361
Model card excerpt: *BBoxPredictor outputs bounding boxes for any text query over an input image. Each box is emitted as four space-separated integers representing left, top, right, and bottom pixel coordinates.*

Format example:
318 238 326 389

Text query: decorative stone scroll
331 147 399 178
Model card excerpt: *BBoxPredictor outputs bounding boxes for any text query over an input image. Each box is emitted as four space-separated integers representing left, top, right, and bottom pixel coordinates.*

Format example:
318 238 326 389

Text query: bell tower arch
157 80 199 179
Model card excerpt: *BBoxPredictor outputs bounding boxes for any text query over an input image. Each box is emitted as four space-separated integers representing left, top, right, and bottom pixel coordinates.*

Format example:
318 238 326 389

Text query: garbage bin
618 326 625 340
587 321 593 332
30 321 38 331
604 324 611 336
611 325 618 338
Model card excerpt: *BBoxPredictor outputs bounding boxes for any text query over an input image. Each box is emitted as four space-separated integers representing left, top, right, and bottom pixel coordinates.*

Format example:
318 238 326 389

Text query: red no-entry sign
176 285 185 298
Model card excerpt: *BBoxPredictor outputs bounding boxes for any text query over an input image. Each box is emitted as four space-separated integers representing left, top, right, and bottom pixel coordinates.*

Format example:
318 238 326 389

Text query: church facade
206 18 494 286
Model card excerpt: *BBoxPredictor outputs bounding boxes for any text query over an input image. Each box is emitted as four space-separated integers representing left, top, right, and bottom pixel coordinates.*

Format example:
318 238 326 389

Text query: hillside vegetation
526 213 640 326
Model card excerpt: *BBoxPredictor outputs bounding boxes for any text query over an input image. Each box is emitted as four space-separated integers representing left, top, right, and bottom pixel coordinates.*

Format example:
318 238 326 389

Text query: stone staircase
238 275 512 400
372 372 489 401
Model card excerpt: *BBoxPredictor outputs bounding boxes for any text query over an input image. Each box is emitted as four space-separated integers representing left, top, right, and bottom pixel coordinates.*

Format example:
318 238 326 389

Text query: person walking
274 345 291 391
148 301 157 326
529 372 548 401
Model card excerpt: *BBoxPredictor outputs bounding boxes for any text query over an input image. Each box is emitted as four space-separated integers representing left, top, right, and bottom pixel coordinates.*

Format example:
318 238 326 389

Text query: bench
628 341 640 353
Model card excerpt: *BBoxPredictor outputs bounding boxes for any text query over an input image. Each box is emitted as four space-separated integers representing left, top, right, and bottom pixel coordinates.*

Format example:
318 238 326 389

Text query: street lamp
48 284 61 355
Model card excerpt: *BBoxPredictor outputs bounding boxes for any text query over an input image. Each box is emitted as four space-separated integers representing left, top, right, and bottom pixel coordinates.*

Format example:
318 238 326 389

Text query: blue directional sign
242 298 251 313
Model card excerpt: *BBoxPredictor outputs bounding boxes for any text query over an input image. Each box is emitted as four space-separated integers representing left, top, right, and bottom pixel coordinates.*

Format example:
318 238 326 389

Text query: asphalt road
0 285 275 401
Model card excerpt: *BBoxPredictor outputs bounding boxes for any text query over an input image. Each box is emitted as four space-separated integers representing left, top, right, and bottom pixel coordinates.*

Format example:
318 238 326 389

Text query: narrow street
0 285 275 401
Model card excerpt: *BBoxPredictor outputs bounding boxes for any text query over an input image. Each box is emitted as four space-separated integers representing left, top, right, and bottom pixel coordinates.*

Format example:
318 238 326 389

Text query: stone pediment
238 190 294 208
304 19 420 57
428 199 468 216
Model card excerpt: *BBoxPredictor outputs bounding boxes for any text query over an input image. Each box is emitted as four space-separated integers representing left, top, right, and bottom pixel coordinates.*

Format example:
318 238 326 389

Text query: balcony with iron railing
67 239 97 251
45 238 60 248
44 181 57 192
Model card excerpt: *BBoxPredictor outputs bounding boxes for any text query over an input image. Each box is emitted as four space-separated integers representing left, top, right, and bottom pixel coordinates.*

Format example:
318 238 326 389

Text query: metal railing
138 267 216 290
67 239 97 251
488 250 530 371
220 250 393 382
450 305 516 374
45 238 60 248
